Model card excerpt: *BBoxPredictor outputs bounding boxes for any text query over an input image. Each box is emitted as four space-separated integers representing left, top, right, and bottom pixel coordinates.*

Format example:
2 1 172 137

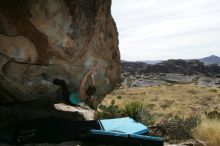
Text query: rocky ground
121 59 220 88
121 72 220 88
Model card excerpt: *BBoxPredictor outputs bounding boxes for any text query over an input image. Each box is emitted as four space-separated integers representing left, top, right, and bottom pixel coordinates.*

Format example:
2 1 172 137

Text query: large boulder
0 0 120 104
0 0 120 139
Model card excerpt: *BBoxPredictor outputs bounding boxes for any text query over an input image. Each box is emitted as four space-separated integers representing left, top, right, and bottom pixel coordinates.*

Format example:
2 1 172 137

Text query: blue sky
111 0 220 61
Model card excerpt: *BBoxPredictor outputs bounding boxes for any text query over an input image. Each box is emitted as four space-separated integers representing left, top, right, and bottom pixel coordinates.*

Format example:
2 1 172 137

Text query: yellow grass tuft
193 119 220 146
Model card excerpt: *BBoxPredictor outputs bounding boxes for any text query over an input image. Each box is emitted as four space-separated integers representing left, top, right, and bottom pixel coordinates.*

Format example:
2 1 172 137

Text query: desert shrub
116 96 122 99
160 100 174 109
209 88 218 93
121 101 155 125
153 116 199 140
160 104 169 110
150 97 158 102
95 99 121 119
205 110 220 120
95 100 155 125
146 104 155 109
191 76 200 83
193 119 220 146
187 89 198 94
140 110 155 126
120 101 143 121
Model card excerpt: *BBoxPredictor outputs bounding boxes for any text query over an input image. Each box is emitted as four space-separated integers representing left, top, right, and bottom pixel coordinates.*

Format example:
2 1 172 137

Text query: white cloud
112 0 220 60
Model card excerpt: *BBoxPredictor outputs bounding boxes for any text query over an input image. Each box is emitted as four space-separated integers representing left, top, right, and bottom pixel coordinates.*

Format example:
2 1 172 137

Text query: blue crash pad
99 117 148 134
130 134 163 141
91 130 128 137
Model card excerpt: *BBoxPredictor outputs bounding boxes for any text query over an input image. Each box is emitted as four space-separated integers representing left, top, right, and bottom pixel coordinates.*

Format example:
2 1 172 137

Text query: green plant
205 110 220 120
146 104 155 109
121 101 155 125
95 99 121 119
160 100 174 109
155 116 200 140
96 100 155 125
121 101 144 121
116 96 122 99
187 89 198 94
209 89 218 93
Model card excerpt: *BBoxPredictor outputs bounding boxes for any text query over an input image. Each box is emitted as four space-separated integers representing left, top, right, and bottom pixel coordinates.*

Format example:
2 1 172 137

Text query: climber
41 64 99 109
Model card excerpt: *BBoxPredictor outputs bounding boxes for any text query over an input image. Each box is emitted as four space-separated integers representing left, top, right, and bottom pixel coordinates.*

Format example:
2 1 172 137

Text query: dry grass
102 84 220 122
100 84 220 143
193 119 220 146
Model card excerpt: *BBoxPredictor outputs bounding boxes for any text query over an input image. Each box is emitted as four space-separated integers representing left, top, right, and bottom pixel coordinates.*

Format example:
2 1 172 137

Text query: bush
95 100 155 125
187 89 198 94
193 119 220 146
205 110 220 120
95 99 121 119
153 116 199 140
209 89 218 93
160 100 174 109
121 101 155 125
120 101 144 122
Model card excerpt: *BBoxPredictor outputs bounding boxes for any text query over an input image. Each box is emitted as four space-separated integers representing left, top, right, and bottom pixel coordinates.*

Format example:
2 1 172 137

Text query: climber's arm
91 74 95 86
79 71 91 100
79 63 99 100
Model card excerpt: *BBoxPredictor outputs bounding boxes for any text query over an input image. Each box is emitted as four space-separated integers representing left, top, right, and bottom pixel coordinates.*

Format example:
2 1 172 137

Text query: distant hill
122 60 162 65
121 60 148 74
199 55 220 65
122 55 220 65
141 60 162 65
121 59 220 75
140 59 206 75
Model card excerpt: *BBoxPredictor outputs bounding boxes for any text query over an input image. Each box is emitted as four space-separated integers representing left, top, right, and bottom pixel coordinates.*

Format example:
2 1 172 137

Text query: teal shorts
69 92 81 105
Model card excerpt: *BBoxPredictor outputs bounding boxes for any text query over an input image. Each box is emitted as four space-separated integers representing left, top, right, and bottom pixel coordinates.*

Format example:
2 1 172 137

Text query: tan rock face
0 0 120 104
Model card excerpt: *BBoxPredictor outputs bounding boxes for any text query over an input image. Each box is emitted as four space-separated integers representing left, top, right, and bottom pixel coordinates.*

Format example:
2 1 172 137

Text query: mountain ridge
199 55 220 65
121 56 220 75
122 55 220 65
